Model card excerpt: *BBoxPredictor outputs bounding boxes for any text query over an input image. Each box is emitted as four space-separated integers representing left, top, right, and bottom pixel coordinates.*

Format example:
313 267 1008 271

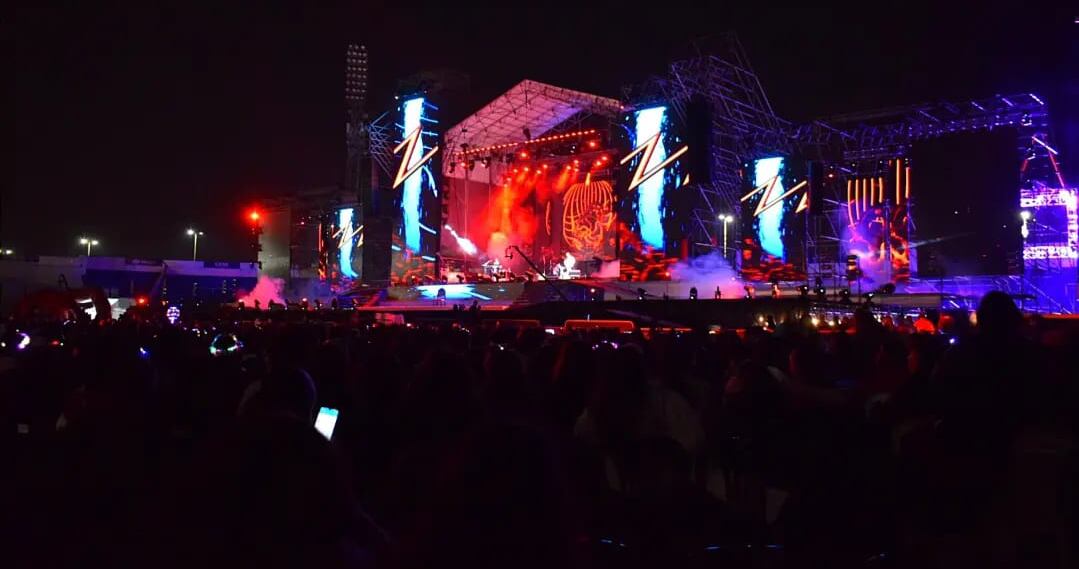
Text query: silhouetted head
725 360 783 415
483 346 526 399
239 367 317 423
976 291 1022 338
789 343 829 387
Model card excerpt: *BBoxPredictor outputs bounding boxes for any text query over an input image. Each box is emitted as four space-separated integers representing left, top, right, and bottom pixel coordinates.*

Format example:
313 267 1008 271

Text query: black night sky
11 1 1078 260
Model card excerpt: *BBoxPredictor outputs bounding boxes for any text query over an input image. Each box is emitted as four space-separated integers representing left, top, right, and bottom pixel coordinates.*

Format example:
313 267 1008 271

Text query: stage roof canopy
444 79 623 163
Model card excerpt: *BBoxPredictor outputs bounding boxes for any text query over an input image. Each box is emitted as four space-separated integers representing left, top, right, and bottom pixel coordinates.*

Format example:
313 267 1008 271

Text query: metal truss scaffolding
793 93 1050 161
366 111 395 180
634 35 791 252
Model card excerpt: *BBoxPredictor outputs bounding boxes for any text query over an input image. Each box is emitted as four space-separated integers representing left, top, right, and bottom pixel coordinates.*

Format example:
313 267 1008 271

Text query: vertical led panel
337 207 359 279
401 97 425 252
754 157 785 259
634 106 668 250
389 94 440 285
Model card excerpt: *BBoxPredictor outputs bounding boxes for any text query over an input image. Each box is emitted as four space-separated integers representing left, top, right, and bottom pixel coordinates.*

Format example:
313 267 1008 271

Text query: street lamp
186 228 205 260
717 214 734 257
79 237 100 256
2 249 13 256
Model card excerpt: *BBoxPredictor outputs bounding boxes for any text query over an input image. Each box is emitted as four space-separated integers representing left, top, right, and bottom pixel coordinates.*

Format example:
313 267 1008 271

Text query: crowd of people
2 291 1075 568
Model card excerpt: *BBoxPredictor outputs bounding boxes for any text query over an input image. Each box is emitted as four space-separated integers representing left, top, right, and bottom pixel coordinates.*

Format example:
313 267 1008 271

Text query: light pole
717 214 734 258
79 237 100 256
186 228 205 260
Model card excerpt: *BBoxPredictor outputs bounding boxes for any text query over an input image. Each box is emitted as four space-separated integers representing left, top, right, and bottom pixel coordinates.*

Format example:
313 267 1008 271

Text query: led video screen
739 156 808 281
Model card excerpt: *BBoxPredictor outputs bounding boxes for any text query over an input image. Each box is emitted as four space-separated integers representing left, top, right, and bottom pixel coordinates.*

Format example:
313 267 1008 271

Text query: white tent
443 79 623 181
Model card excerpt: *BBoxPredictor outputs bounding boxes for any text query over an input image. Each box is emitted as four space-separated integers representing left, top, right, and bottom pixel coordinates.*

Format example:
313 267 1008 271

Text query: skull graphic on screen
562 180 615 254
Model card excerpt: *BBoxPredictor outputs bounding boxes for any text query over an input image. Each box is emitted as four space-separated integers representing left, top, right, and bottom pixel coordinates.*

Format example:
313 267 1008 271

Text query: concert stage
258 39 1076 316
357 280 966 329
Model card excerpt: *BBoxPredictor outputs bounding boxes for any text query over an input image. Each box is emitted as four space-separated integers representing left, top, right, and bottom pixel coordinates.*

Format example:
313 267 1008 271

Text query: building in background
0 255 257 316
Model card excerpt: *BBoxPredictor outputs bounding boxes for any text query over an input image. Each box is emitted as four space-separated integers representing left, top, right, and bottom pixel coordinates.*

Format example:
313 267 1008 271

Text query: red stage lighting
248 210 261 222
519 151 529 159
588 140 598 149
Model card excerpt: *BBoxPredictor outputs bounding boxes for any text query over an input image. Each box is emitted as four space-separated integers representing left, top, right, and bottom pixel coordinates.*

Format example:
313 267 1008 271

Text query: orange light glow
905 165 910 199
248 210 261 222
896 159 902 204
846 179 855 227
795 192 809 213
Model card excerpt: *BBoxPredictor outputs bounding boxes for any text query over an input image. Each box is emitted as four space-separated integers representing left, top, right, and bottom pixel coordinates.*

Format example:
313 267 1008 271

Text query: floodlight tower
343 44 372 282
345 44 369 203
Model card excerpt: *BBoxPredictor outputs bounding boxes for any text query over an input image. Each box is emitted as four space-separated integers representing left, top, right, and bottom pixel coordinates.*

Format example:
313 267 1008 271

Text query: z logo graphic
741 176 809 216
619 133 688 192
392 127 439 189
